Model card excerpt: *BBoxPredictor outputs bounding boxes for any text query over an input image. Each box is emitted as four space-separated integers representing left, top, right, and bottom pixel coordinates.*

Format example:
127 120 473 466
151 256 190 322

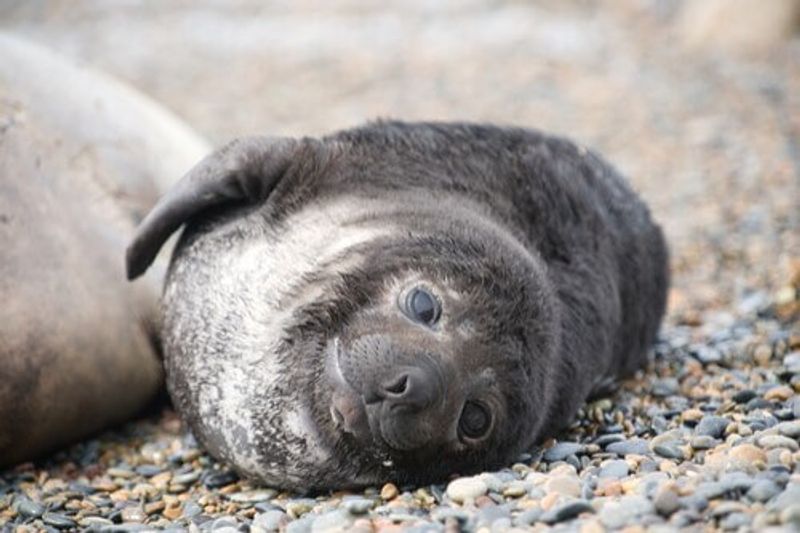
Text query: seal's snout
373 366 441 410
329 335 455 453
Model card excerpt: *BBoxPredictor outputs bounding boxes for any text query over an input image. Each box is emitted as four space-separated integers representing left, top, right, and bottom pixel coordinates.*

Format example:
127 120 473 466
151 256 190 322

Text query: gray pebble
694 415 730 438
776 420 800 438
184 501 203 519
286 516 313 533
771 483 800 512
15 496 44 519
540 500 594 524
42 512 77 529
599 496 654 529
543 442 584 462
513 507 543 526
652 377 680 397
476 504 511 527
653 443 684 460
654 489 681 516
430 507 469 524
606 438 650 456
254 510 288 531
719 512 752 530
344 498 374 515
311 509 353 532
599 459 629 479
689 435 720 449
172 470 201 485
748 479 781 502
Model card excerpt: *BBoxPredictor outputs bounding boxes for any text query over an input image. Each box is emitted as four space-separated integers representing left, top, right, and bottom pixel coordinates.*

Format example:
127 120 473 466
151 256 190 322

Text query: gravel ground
1 2 799 531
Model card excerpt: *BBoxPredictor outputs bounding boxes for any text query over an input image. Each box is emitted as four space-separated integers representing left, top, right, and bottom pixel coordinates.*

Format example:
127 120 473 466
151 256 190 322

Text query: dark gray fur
127 121 669 490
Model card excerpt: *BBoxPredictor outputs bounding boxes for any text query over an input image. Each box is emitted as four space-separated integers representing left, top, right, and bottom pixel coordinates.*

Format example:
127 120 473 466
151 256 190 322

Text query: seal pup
127 121 669 489
0 33 209 467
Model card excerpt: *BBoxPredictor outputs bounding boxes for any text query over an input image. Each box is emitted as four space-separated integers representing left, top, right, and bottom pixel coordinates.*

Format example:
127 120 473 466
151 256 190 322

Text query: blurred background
2 0 799 316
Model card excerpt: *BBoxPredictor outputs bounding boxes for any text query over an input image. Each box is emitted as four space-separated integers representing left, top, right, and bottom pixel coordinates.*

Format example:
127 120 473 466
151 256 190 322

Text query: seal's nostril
383 374 409 396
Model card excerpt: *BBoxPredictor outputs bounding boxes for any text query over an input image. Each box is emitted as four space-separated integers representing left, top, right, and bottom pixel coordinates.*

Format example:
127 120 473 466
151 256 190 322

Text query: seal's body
128 121 669 489
0 33 209 466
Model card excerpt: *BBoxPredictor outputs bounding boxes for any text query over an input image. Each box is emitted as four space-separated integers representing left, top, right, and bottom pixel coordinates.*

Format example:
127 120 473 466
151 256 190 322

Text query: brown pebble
753 344 773 366
681 408 704 424
764 385 793 402
150 471 172 488
380 483 399 500
163 504 182 521
144 501 165 515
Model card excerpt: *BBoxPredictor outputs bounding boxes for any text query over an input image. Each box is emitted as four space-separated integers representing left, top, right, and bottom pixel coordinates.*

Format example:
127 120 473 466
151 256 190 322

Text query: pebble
380 483 399 500
254 510 288 531
748 479 782 502
653 486 681 516
204 470 239 489
758 434 800 451
606 438 650 456
446 477 488 503
42 512 77 529
344 498 374 515
764 385 794 402
15 497 44 518
599 459 629 479
540 500 594 524
543 442 584 462
544 475 582 497
121 506 147 523
694 415 730 438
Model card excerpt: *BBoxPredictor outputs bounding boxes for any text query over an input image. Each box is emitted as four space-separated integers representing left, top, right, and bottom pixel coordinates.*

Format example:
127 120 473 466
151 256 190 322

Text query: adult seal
0 33 209 466
127 121 669 489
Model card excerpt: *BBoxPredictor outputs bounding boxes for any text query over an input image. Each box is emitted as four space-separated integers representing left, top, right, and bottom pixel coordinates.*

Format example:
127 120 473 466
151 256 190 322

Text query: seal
127 121 669 489
0 33 210 467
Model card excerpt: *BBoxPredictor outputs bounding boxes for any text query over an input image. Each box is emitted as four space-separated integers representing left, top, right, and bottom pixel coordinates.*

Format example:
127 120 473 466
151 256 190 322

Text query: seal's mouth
327 339 371 440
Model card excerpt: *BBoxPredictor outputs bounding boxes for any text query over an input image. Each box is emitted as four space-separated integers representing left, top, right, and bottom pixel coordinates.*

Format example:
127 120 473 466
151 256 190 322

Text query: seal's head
127 135 561 489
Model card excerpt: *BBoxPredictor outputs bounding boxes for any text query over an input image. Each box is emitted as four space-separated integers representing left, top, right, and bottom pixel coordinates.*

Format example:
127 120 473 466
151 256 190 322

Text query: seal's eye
404 287 441 326
459 401 492 440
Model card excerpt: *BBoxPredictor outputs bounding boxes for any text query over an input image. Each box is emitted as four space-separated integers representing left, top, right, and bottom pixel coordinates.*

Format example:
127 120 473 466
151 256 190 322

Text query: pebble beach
1 1 799 531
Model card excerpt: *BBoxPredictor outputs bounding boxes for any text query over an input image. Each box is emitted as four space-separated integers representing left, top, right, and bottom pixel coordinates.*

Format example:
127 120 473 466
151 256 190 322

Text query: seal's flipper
125 137 299 280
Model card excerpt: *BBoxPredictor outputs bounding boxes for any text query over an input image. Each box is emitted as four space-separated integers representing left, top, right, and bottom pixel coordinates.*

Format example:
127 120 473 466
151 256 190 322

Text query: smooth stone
780 504 800 524
253 510 288 531
690 435 720 450
540 500 594 524
653 443 684 460
607 439 650 456
430 507 470 524
15 497 44 518
502 480 528 498
183 501 203 519
211 517 238 529
135 464 164 477
446 477 488 503
594 434 626 447
203 470 238 489
344 498 374 515
311 509 353 532
476 505 511 527
42 512 77 529
598 496 654 529
599 459 629 479
758 434 799 451
732 389 758 404
719 512 752 530
653 487 681 516
776 420 800 438
695 416 730 439
286 516 313 533
544 475 582 498
652 377 680 397
748 479 782 502
513 507 543 526
771 483 800 512
543 442 584 462
172 471 201 485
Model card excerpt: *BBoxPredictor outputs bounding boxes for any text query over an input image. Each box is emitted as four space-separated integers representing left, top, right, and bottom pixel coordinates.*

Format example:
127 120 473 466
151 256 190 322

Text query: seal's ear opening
125 136 299 280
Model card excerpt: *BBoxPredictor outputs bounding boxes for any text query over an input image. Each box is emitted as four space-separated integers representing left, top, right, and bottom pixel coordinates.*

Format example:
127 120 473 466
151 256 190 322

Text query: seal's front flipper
125 137 303 280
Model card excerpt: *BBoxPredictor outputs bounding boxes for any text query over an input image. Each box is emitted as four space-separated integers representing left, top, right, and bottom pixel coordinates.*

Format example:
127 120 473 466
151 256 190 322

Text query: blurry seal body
0 33 210 466
127 121 669 489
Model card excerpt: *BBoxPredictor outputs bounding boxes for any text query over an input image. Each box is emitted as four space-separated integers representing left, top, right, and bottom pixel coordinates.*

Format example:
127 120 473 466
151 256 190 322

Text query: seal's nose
376 366 441 411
